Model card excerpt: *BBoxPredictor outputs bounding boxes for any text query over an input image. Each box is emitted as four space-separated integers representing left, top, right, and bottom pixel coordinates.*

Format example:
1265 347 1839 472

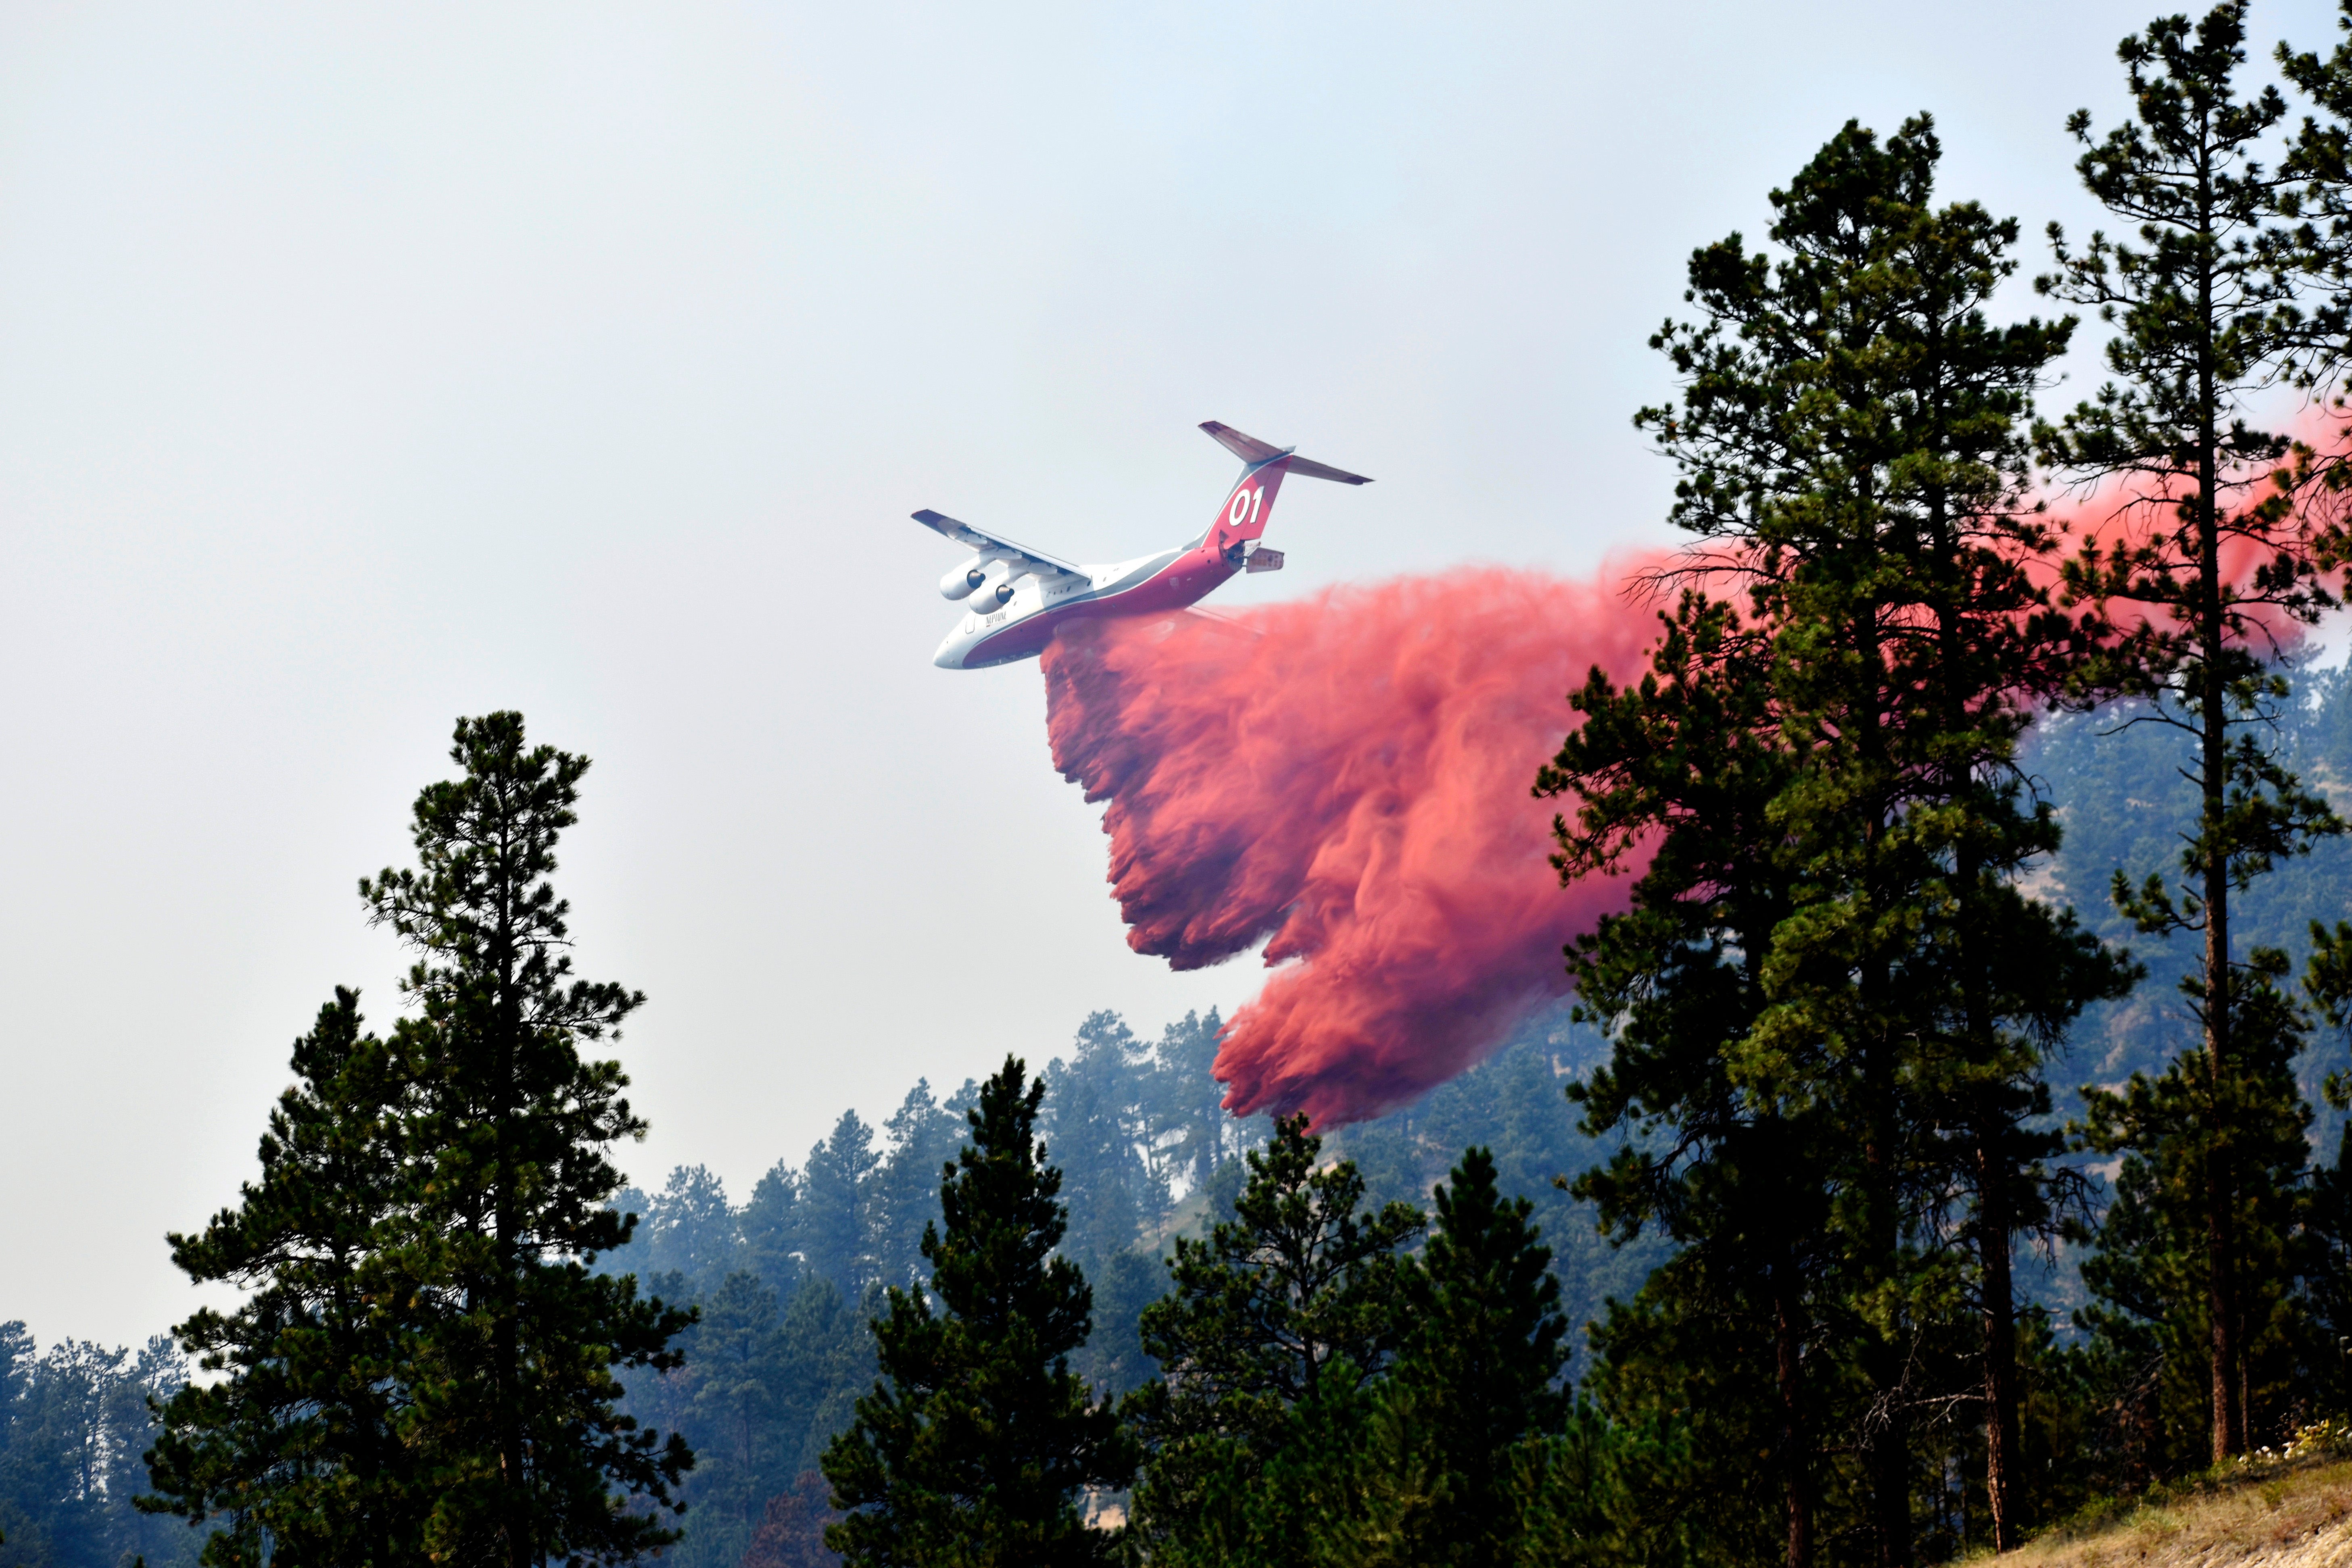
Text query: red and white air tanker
920 422 1371 669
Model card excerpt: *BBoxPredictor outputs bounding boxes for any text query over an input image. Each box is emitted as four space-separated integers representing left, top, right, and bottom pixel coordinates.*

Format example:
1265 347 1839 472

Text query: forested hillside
4 666 2352 1566
576 1006 1663 1568
2036 662 2352 1148
0 1332 194 1568
12 673 2352 1567
0 999 1659 1568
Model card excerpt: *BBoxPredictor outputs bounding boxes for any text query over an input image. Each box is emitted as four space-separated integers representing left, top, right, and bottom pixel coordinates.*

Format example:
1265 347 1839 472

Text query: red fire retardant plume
1040 565 1668 1127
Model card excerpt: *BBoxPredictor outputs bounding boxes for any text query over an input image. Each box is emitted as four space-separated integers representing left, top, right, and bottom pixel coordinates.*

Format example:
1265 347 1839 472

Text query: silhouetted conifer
143 990 424 1566
2042 1 2339 1466
821 1056 1126 1568
1549 113 2129 1560
147 714 693 1568
1122 1114 1421 1568
1390 1147 1568 1566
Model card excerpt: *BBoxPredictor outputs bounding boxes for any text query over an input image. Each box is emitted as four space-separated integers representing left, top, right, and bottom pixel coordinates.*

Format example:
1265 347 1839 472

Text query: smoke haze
1042 565 1666 1125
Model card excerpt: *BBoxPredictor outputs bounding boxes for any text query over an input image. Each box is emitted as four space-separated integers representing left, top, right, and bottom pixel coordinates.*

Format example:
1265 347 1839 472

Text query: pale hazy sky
3 0 2336 1349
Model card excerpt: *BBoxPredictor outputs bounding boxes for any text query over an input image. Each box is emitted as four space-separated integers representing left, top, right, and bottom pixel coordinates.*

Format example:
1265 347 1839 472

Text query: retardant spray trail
1040 565 1667 1127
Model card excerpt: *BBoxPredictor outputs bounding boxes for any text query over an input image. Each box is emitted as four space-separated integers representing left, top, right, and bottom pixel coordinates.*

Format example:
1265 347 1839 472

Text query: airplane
919 422 1372 669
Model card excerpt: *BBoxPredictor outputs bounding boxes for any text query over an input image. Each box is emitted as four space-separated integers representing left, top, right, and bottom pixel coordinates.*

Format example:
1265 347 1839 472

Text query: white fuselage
922 434 1329 669
931 543 1210 669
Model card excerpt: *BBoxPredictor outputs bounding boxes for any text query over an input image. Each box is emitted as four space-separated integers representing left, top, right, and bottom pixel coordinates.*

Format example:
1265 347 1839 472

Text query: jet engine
975 572 1024 610
939 557 988 600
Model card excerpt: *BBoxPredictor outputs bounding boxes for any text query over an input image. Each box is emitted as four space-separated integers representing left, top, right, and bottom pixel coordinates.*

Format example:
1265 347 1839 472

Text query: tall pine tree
1149 1010 1231 1194
801 1112 881 1297
145 992 425 1566
148 714 694 1568
2040 1 2340 1464
363 712 693 1565
1551 114 2127 1562
821 1056 1127 1568
1122 1115 1422 1568
743 1160 806 1297
1046 1013 1160 1273
1385 1147 1569 1568
1546 589 1836 1568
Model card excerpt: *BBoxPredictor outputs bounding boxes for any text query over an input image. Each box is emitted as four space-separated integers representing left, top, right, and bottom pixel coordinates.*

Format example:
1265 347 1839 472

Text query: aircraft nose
932 636 966 670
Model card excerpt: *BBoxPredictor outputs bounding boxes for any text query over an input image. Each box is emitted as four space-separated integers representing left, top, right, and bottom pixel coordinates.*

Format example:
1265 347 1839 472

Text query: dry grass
2001 1460 2352 1568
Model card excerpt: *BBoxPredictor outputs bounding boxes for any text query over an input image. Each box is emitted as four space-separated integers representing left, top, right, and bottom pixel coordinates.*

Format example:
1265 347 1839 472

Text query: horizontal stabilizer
1200 421 1286 465
1286 456 1371 486
1199 421 1371 484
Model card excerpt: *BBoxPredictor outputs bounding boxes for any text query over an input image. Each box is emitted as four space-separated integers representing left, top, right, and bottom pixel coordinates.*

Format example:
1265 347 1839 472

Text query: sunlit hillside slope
2008 1436 2352 1568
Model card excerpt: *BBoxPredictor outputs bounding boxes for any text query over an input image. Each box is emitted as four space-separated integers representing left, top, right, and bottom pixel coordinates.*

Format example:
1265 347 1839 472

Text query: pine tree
820 1056 1127 1568
2039 2 2341 1464
2296 922 2352 1414
871 1079 965 1291
647 1165 743 1290
775 1276 876 1476
1069 1249 1165 1403
142 991 426 1566
2278 1 2352 454
1544 591 1836 1568
146 714 692 1567
1148 1009 1231 1193
1046 1013 1160 1271
360 712 694 1565
677 1272 794 1563
801 1112 880 1296
2073 970 2314 1472
1551 114 2128 1560
1121 1115 1422 1568
1386 1147 1569 1568
744 1160 806 1296
1238 1371 1386 1568
1734 119 2130 1551
1506 1407 1704 1568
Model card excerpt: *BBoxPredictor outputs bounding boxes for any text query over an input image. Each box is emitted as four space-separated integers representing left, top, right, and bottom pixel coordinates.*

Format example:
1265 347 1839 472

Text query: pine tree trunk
1868 1299 1912 1568
1857 585 1912 1568
1864 1026 1912 1568
2195 221 2242 1465
1930 496 2023 1549
1778 1267 1812 1568
494 907 534 1568
1977 1144 2021 1551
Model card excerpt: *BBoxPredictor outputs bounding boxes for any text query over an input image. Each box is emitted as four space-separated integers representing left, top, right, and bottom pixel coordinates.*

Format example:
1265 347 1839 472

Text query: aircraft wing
912 509 1084 577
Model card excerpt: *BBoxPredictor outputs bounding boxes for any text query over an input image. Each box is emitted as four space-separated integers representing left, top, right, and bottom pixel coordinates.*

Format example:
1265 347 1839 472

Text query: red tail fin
1210 458 1289 553
1197 422 1371 559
